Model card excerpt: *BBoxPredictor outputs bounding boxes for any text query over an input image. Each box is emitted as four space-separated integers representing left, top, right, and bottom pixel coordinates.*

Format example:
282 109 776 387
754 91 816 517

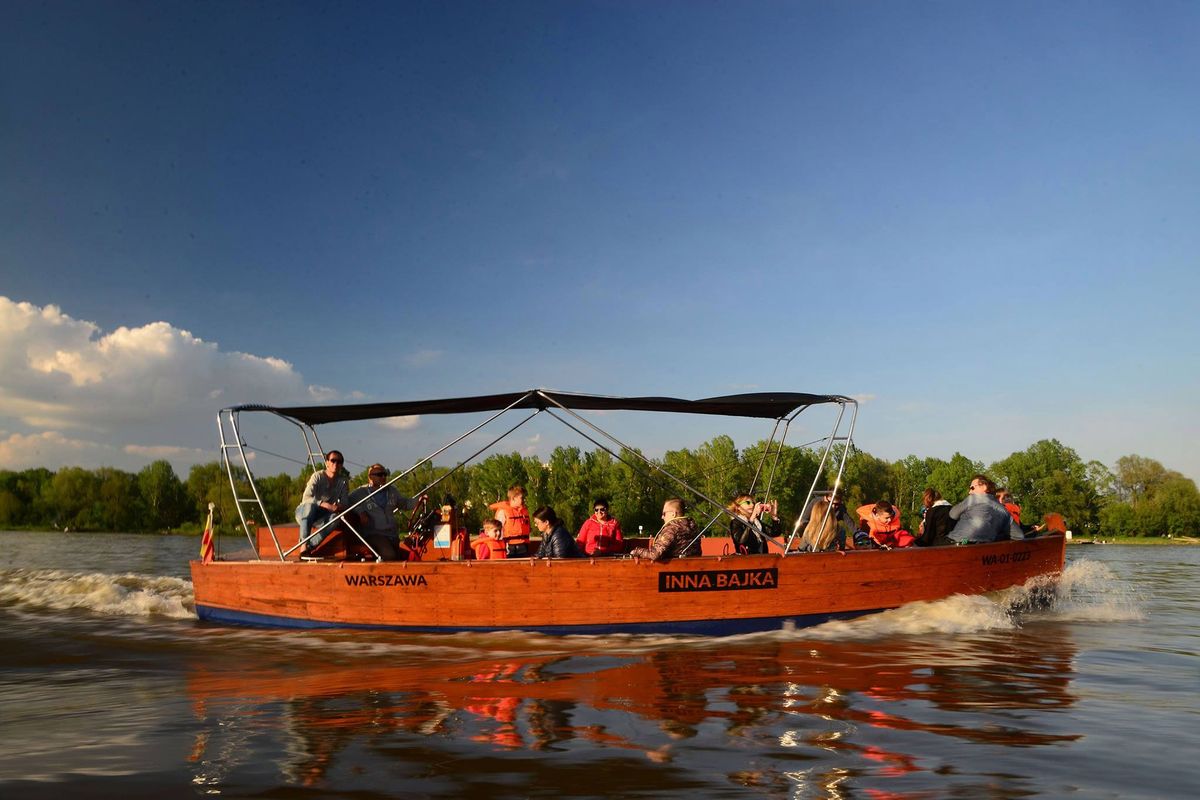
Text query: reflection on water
183 624 1082 793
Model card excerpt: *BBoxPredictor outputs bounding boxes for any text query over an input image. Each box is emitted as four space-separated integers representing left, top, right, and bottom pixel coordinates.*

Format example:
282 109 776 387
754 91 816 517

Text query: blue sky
2 1 1197 485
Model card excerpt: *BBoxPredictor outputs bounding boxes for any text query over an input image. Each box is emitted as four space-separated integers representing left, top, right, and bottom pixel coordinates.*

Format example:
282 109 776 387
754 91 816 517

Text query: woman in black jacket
532 506 581 559
918 488 956 546
727 494 781 554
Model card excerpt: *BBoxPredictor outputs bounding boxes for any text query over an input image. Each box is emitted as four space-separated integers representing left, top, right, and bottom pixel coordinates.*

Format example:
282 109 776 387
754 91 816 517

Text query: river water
0 531 1195 799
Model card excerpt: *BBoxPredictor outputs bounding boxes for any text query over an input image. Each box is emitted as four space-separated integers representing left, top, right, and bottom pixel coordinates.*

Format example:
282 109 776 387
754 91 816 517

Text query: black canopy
232 390 849 427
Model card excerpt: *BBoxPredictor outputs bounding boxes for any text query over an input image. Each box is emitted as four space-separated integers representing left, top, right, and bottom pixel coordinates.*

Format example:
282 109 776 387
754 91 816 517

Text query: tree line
1 439 1197 538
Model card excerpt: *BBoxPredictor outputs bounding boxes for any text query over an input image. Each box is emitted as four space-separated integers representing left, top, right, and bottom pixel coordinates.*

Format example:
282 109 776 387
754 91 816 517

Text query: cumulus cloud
0 297 338 470
0 297 312 431
0 430 108 469
378 416 421 431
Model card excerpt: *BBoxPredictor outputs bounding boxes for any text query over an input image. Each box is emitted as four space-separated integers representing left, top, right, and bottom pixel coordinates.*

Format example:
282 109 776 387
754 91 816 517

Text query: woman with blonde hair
800 498 842 552
727 493 779 554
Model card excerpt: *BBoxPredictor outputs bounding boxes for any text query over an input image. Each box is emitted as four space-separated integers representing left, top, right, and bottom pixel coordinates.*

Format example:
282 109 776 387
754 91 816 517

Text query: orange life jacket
1004 502 1022 524
856 503 901 535
473 536 507 560
855 502 914 548
489 500 531 546
1042 513 1067 534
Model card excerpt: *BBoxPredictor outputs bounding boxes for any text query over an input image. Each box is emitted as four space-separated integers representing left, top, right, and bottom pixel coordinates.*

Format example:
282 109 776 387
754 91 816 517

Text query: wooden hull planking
190 535 1066 635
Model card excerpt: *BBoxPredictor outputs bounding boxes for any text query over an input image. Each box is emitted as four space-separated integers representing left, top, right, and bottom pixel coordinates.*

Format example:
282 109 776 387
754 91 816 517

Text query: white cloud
378 416 421 430
0 297 312 432
123 444 214 461
0 430 108 469
0 296 336 472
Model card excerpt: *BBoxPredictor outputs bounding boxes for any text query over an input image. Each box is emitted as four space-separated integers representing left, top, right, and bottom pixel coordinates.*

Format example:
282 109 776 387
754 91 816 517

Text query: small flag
200 503 215 563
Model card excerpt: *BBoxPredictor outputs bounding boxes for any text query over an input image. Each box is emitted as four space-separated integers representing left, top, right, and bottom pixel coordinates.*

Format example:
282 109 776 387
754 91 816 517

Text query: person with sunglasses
347 463 422 560
295 450 351 552
629 498 701 561
947 474 1024 544
575 498 625 556
727 493 780 554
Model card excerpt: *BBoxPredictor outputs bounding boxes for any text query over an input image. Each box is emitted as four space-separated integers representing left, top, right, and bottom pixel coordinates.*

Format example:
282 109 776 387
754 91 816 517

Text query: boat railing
216 390 859 561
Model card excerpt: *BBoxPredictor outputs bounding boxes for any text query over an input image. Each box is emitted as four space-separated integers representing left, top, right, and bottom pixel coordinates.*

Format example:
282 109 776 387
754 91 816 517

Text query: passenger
799 498 844 552
727 494 780 554
346 463 421 560
796 490 852 548
916 488 955 546
473 518 508 560
531 506 581 559
575 498 625 556
948 474 1024 544
996 489 1022 524
629 498 702 561
295 450 350 551
1037 512 1067 535
489 485 531 557
854 501 916 549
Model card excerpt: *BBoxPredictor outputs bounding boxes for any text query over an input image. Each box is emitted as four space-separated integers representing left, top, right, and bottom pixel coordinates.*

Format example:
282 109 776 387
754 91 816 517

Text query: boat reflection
186 625 1081 789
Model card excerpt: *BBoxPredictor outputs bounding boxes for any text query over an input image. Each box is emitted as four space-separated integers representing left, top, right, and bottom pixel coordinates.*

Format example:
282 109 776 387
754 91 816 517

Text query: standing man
948 475 1024 544
629 498 702 561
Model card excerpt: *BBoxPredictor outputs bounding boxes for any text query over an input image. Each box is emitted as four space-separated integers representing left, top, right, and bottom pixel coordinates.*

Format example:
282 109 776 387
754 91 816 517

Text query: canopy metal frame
215 389 857 561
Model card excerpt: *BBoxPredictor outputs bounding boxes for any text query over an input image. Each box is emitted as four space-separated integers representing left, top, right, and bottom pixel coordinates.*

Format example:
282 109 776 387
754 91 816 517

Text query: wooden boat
190 389 1066 634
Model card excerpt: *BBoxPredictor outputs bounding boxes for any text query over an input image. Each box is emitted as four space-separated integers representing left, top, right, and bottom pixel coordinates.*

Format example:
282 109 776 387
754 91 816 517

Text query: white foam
800 592 1017 641
1036 559 1147 622
0 567 195 620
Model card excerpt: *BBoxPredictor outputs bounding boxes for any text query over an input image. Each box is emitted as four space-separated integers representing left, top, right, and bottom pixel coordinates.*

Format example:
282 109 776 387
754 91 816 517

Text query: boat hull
190 535 1066 635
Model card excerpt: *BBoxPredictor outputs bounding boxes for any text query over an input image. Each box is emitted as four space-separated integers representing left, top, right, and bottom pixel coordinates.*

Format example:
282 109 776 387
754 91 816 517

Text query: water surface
0 532 1195 798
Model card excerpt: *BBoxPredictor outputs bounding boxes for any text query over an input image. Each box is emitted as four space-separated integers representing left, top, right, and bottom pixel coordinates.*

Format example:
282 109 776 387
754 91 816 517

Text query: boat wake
0 566 195 620
1031 558 1146 622
797 558 1144 641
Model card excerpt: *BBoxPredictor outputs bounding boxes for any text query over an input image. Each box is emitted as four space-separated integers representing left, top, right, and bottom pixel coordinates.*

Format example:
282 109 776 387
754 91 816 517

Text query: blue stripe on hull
194 604 881 636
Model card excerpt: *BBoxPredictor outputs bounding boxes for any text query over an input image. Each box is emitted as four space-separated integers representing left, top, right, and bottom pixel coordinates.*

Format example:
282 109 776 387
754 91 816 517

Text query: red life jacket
473 536 507 560
1004 502 1022 524
489 501 531 547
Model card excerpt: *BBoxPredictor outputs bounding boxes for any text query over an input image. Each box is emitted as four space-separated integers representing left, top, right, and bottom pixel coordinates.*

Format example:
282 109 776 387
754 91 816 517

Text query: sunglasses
328 458 343 464
740 500 755 506
594 507 608 512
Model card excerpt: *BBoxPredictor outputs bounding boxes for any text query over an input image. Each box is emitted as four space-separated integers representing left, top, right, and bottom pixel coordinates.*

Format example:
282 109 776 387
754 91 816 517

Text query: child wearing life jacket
488 485 531 557
473 519 508 560
855 501 916 549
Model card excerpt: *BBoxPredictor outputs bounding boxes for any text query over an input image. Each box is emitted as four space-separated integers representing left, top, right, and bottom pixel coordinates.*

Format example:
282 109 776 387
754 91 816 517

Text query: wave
0 567 195 620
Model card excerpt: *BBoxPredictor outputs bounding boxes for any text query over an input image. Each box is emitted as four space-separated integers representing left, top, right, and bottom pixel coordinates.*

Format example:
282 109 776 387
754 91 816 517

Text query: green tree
836 446 892 510
138 460 188 531
44 467 103 530
927 453 983 504
1144 476 1200 537
741 440 822 524
97 467 141 531
609 447 667 537
990 439 1098 532
1113 455 1171 505
186 462 237 531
